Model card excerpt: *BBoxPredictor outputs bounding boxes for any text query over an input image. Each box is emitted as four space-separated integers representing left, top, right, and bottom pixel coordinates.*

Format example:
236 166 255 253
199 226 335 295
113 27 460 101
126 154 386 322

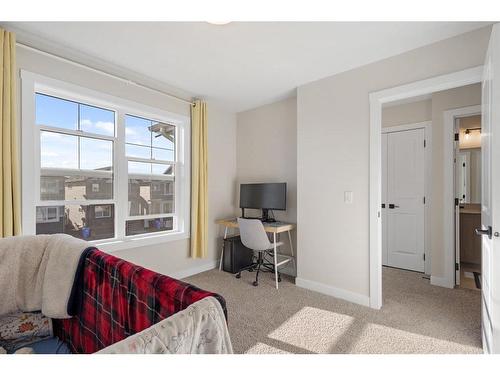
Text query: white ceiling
5 22 490 113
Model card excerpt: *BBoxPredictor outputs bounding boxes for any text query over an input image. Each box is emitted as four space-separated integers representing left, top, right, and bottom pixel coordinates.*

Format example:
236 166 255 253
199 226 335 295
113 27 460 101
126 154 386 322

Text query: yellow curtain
0 28 21 237
190 100 208 258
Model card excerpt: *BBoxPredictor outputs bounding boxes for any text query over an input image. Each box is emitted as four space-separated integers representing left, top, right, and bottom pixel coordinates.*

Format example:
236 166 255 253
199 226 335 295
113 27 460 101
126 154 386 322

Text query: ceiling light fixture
206 21 232 26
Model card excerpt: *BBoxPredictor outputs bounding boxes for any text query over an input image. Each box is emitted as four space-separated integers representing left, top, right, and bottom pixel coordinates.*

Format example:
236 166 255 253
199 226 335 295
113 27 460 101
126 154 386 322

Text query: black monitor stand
261 209 276 223
241 208 276 223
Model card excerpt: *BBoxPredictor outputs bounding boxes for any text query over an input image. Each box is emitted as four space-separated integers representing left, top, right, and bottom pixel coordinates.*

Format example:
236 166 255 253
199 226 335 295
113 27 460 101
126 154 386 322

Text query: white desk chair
237 218 285 289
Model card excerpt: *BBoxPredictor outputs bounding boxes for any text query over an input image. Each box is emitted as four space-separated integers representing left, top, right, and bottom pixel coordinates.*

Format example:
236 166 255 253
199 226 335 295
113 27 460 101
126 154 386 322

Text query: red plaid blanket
52 249 226 354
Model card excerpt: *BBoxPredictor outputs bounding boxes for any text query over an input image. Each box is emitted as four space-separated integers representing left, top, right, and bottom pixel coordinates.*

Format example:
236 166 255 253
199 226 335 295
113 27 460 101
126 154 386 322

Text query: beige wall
236 97 297 274
16 46 238 278
297 26 491 300
382 99 432 128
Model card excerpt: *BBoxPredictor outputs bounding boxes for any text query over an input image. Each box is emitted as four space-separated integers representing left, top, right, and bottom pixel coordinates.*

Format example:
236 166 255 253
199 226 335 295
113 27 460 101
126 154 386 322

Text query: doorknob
388 204 400 209
475 226 492 239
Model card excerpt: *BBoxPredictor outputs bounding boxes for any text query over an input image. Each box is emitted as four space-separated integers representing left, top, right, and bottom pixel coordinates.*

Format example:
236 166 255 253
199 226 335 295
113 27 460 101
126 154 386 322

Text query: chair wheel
235 273 241 279
253 281 259 286
248 268 253 272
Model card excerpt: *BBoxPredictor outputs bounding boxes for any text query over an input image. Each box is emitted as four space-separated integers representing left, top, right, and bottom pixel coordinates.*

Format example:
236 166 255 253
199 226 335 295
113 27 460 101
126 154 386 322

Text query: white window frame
21 71 191 252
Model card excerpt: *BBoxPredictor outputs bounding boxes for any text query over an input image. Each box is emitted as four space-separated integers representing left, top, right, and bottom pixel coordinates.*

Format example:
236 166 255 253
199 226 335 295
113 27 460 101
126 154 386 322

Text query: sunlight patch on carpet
267 306 355 353
346 323 481 354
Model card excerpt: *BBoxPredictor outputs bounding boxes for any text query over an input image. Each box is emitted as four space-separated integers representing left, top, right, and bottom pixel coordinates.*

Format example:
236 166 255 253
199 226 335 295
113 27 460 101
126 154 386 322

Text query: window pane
152 163 173 176
80 104 115 136
126 144 151 159
129 161 173 176
152 147 175 162
126 217 173 236
151 122 175 151
36 93 78 131
128 178 174 216
128 161 151 174
40 131 78 169
125 115 151 146
40 174 113 201
80 137 113 171
36 204 115 241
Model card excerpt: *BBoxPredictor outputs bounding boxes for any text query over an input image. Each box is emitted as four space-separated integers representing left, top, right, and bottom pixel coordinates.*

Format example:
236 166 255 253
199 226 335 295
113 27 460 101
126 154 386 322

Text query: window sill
92 230 190 253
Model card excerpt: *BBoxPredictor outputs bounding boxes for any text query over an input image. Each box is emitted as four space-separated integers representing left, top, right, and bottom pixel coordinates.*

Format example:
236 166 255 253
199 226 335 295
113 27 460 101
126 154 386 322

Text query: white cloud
80 119 115 135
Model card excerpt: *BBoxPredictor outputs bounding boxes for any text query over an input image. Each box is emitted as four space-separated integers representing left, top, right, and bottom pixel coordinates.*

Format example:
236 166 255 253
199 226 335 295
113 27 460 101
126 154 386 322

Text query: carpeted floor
184 266 482 354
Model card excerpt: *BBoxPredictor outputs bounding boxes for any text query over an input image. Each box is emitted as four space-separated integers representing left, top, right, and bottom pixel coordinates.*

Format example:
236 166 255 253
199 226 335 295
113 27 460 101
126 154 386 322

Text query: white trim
21 70 191 251
41 168 112 178
127 156 175 166
381 121 430 134
95 230 190 253
21 70 188 126
296 277 370 307
169 260 218 280
443 105 482 289
369 66 483 309
382 121 432 275
430 276 454 288
39 124 116 142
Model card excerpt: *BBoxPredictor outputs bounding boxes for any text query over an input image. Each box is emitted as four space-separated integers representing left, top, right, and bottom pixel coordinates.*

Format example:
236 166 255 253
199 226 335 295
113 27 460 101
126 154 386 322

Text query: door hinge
424 139 426 147
455 263 459 271
423 196 426 204
423 253 426 261
455 198 459 206
463 162 466 167
454 133 459 141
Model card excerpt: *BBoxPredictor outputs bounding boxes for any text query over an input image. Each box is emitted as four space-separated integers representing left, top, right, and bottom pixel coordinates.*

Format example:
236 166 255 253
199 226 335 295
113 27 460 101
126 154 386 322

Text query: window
36 206 60 223
125 114 175 226
22 72 190 250
95 205 112 219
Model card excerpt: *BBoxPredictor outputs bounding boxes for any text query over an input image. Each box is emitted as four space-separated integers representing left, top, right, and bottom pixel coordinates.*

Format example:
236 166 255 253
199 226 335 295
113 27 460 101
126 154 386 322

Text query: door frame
443 105 482 288
382 122 432 275
369 66 483 309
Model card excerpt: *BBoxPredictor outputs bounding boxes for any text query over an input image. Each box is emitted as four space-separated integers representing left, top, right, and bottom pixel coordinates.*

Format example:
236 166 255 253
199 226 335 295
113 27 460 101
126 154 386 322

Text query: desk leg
287 230 296 272
274 232 279 290
219 226 228 271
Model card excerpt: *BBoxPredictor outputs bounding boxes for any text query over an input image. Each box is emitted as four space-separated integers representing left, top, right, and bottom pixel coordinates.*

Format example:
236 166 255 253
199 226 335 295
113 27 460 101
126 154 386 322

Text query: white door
382 133 388 265
480 24 500 354
456 151 470 203
385 129 425 272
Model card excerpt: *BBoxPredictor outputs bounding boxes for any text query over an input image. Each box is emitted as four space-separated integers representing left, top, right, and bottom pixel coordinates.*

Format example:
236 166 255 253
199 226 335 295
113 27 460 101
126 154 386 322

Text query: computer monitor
239 183 286 222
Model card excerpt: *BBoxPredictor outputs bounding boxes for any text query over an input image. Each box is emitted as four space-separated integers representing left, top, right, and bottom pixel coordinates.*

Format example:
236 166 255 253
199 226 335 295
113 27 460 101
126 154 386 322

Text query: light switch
344 191 353 204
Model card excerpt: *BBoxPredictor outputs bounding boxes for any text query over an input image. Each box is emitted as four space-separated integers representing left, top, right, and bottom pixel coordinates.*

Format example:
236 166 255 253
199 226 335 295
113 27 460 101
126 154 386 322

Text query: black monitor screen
239 183 286 210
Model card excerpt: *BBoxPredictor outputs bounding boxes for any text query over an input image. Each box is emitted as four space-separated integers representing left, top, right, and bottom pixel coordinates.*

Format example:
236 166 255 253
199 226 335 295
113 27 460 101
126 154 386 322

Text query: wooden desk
215 218 295 234
216 218 296 279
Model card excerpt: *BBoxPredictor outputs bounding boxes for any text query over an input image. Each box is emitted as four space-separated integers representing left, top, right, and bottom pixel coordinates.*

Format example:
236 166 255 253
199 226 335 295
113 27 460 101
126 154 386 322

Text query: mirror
456 115 481 204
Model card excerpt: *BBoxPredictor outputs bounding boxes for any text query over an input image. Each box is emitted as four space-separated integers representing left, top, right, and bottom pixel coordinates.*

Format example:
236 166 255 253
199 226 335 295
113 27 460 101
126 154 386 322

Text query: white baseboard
171 260 218 280
295 277 370 307
430 275 454 289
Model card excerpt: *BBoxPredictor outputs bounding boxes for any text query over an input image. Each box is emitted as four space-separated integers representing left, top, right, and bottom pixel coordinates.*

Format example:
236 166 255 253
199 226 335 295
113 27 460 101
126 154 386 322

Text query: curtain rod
16 42 195 107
